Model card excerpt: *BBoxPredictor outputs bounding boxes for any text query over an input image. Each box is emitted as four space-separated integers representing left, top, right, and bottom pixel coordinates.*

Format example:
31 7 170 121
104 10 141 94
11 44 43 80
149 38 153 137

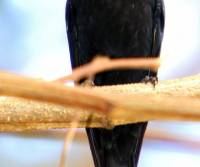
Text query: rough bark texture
0 72 200 132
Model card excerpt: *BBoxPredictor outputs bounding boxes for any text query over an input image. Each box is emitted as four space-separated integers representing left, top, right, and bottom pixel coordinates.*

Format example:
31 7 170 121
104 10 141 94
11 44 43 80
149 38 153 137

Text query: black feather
66 0 165 166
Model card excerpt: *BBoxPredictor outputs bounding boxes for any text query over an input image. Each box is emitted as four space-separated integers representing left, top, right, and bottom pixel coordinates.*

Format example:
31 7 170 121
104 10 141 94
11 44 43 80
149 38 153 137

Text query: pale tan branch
54 57 160 83
0 71 111 114
1 71 200 131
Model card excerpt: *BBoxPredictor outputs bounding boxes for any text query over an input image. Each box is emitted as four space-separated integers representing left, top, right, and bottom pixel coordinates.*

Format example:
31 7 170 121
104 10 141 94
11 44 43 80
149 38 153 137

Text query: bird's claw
142 76 158 88
80 78 95 87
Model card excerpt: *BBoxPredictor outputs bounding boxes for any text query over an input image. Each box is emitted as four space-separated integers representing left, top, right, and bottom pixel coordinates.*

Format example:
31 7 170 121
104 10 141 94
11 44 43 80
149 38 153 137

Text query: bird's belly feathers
73 0 155 57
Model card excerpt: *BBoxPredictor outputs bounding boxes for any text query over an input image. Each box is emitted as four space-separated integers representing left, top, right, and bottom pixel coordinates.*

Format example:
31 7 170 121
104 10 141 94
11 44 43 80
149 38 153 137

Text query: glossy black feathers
66 0 165 166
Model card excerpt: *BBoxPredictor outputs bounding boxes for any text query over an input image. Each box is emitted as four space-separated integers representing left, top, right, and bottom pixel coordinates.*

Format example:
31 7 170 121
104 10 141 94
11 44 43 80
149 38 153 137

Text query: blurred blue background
0 0 200 167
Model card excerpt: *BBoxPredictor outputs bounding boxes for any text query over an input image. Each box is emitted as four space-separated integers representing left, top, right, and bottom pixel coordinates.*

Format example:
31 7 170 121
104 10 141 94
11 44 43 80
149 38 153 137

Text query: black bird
65 0 165 167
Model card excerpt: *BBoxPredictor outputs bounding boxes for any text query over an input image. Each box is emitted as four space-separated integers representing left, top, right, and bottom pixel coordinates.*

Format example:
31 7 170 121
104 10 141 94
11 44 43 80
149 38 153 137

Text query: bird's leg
142 75 158 88
77 76 96 128
81 76 113 129
79 76 112 129
80 76 95 87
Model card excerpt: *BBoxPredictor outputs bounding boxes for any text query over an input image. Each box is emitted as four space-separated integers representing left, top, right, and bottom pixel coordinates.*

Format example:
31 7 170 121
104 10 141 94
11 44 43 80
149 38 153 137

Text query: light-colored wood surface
0 71 200 131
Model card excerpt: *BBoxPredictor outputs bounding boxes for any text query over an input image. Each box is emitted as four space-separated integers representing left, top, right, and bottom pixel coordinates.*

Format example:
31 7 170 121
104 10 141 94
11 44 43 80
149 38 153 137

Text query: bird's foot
80 78 95 87
142 76 158 88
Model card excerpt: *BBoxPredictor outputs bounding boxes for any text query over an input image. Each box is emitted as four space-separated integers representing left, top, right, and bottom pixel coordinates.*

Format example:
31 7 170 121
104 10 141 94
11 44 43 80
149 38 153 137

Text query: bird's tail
86 123 147 167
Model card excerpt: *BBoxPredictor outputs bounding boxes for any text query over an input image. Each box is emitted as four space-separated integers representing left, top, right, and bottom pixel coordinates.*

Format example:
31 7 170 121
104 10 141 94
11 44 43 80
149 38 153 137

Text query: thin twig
54 56 160 83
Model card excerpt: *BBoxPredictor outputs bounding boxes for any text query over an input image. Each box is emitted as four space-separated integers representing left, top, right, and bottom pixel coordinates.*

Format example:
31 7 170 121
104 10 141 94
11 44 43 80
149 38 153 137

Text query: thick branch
0 71 200 131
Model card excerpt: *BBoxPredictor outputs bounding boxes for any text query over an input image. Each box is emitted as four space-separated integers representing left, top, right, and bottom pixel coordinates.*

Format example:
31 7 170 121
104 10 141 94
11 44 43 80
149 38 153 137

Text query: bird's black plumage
65 0 165 166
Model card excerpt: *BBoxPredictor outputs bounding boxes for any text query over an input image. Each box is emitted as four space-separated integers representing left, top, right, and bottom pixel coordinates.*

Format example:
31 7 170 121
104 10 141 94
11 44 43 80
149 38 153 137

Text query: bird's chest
75 0 154 29
73 0 155 56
